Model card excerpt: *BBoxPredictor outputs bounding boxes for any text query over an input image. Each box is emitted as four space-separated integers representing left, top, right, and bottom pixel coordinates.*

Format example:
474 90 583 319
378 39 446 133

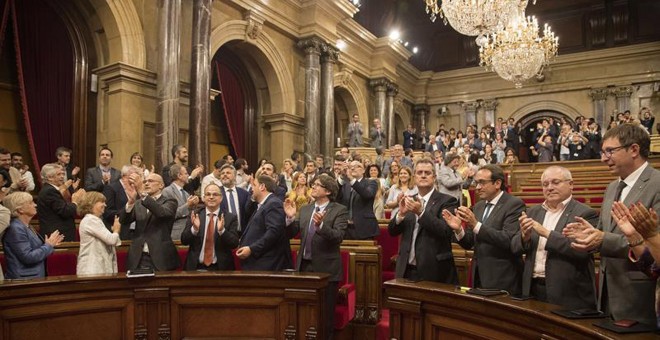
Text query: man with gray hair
163 164 200 240
38 163 86 241
511 166 598 308
437 153 473 205
104 165 141 239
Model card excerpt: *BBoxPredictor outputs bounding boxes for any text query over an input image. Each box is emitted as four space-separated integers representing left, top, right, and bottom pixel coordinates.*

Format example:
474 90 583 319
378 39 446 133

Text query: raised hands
190 210 201 232
217 213 225 232
441 209 463 232
186 195 200 209
563 216 602 252
283 198 297 219
111 215 121 234
190 164 204 179
455 206 478 229
312 210 326 228
613 201 659 239
45 230 65 246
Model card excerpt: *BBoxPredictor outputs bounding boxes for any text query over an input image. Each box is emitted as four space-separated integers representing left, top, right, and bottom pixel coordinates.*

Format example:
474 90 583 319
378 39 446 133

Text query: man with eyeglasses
162 164 200 240
180 183 239 271
444 164 526 295
390 158 460 283
218 164 249 234
510 166 598 308
337 160 379 240
121 173 179 271
564 123 660 327
284 174 347 339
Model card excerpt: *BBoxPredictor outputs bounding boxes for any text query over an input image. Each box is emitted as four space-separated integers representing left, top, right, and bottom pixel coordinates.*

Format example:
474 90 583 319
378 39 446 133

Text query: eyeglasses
204 193 221 197
600 145 630 158
541 179 571 187
474 179 494 186
311 182 326 189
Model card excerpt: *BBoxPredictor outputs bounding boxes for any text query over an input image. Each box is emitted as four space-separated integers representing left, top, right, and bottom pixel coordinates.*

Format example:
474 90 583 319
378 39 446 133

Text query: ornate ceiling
353 0 660 72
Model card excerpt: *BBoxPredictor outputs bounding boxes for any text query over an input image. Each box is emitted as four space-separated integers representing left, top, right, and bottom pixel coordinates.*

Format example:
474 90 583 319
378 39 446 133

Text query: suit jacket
220 186 249 233
457 191 526 295
403 130 416 150
84 166 121 192
76 214 121 275
437 165 464 204
347 122 363 147
103 180 132 240
511 200 599 309
180 209 240 270
370 127 386 148
289 202 348 281
388 190 460 283
37 184 78 241
2 218 54 279
119 195 180 271
337 178 380 240
162 183 192 240
239 194 292 271
161 162 201 194
598 164 660 325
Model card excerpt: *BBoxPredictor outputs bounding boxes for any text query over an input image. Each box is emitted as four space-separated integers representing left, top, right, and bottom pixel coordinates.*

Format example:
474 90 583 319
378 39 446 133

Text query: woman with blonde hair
2 192 64 279
76 191 121 275
286 171 313 213
281 158 295 192
385 166 418 216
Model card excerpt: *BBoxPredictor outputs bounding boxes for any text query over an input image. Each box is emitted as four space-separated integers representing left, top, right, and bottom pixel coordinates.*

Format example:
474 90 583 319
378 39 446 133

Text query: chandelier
424 0 534 46
479 13 558 88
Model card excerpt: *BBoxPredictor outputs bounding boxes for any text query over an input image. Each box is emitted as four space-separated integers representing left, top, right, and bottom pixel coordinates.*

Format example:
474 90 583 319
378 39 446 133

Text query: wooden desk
0 271 329 340
384 279 658 339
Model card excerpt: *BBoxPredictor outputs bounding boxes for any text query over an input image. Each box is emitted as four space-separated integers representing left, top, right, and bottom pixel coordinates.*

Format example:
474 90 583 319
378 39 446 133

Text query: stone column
386 84 399 148
155 0 181 170
188 0 212 169
589 88 608 131
612 85 633 114
414 105 429 149
481 99 498 128
462 101 480 129
297 37 323 159
370 78 389 145
320 44 339 166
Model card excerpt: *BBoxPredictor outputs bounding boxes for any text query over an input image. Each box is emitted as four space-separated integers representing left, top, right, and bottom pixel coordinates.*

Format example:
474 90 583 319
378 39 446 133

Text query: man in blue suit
218 163 249 234
236 174 292 271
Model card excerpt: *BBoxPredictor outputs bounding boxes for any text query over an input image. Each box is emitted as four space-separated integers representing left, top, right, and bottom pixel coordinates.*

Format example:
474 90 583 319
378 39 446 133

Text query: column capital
588 87 609 101
461 101 480 112
321 44 340 63
611 85 633 98
386 83 399 97
413 104 430 115
481 99 498 111
369 77 391 92
297 36 324 55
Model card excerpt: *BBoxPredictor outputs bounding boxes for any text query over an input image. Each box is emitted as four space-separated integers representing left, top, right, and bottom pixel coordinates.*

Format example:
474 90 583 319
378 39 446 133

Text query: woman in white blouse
384 166 418 217
76 191 121 275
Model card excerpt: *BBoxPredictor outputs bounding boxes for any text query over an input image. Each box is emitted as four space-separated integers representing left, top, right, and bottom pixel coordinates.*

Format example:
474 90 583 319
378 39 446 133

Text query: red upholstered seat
117 249 128 272
335 250 355 330
375 226 399 283
375 308 390 340
46 252 77 276
0 253 6 277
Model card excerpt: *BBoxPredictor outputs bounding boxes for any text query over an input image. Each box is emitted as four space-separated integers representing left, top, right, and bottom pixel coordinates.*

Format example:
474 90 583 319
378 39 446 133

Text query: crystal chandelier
424 0 534 46
479 13 558 88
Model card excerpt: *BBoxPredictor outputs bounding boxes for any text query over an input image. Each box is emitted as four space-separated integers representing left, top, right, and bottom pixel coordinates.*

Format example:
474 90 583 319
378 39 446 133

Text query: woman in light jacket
76 191 121 275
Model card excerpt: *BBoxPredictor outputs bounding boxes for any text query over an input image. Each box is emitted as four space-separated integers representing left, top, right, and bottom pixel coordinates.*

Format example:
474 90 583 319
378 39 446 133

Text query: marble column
320 44 339 167
462 101 480 129
481 99 498 127
297 37 323 158
386 84 399 148
612 85 633 114
589 88 608 131
155 0 181 170
188 0 212 169
370 78 390 146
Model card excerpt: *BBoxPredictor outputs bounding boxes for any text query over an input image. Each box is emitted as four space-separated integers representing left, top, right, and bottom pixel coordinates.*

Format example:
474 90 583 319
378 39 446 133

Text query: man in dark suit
55 146 80 186
565 123 660 327
236 174 292 271
161 144 204 194
510 166 599 309
337 160 379 240
120 173 179 271
84 147 121 192
284 173 347 339
389 158 460 283
181 183 239 271
258 161 288 200
448 164 526 295
37 163 86 241
103 165 141 239
403 125 416 150
218 163 249 234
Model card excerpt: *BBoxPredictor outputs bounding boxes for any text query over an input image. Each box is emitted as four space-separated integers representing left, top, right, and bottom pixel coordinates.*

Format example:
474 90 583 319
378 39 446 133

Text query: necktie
304 206 320 260
180 188 187 200
227 189 239 231
348 189 355 220
613 181 627 202
203 213 215 266
482 203 494 223
409 198 425 265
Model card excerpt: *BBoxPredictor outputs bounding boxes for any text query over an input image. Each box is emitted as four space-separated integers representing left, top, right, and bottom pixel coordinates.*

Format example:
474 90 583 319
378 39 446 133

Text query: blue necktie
227 189 240 230
482 203 494 222
303 206 320 260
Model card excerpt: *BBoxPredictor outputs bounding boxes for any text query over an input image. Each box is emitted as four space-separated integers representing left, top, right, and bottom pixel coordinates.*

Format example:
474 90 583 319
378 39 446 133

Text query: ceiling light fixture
424 0 535 46
479 11 558 88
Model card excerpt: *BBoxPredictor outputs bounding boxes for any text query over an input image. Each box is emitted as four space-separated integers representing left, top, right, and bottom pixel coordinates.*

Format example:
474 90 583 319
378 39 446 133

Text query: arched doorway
334 87 358 147
517 110 574 162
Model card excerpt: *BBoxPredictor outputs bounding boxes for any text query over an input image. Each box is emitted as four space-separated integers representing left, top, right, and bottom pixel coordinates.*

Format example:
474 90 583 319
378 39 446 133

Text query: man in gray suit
347 114 363 147
448 164 526 295
121 173 179 271
285 173 347 339
84 147 120 193
162 164 199 240
437 153 474 206
511 166 599 309
370 118 386 148
566 123 660 327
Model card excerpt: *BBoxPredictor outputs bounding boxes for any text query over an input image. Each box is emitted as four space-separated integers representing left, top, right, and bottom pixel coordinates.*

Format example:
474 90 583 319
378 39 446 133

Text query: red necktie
203 213 215 266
